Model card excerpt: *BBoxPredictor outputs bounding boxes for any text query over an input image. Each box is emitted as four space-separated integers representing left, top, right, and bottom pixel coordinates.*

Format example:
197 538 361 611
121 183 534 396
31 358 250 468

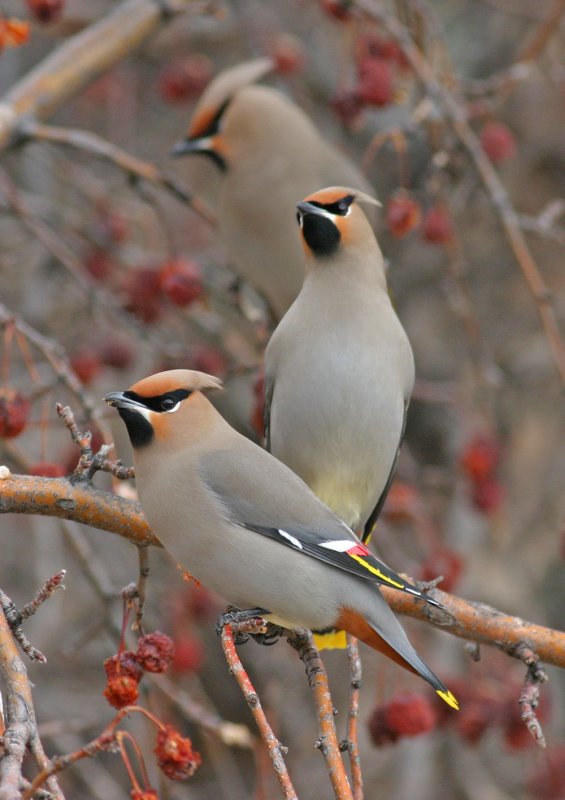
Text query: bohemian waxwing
105 369 457 710
171 58 374 319
265 187 415 544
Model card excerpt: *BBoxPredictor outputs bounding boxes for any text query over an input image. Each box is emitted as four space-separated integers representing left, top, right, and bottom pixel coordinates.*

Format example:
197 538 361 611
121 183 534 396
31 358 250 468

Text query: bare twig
512 642 549 748
341 636 363 800
20 121 216 227
287 631 353 800
220 621 298 800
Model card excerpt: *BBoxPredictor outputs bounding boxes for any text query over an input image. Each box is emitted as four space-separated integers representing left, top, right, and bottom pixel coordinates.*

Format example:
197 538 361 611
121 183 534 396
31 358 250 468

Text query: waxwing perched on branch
105 369 457 710
265 187 415 547
172 59 374 319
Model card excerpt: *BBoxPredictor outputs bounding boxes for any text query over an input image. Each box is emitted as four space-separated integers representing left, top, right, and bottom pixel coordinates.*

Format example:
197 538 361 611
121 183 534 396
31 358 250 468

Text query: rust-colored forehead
303 186 356 205
188 105 218 139
128 369 221 397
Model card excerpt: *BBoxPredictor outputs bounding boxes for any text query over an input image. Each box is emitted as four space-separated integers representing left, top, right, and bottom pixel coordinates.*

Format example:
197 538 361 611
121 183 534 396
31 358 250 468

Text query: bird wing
200 444 441 608
362 401 409 543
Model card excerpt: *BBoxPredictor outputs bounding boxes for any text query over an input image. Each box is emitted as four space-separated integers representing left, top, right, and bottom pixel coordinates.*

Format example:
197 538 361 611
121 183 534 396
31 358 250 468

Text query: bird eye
338 201 348 213
161 397 176 411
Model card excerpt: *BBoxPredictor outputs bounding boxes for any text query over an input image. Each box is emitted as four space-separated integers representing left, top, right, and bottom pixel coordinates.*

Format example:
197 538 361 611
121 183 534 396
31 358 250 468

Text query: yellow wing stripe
436 689 459 710
349 554 405 589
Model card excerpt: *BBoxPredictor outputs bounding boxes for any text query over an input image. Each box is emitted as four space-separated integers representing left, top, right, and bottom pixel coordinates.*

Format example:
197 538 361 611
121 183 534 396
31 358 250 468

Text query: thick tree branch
1 473 564 669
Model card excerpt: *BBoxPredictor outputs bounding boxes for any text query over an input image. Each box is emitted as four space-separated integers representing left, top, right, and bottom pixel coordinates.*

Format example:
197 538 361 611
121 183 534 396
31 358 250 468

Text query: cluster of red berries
460 431 505 515
103 631 175 709
368 692 438 746
385 191 453 244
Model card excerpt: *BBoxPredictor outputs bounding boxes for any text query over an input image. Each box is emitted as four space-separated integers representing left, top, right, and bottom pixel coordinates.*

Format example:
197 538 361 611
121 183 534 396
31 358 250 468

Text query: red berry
0 388 31 439
422 206 453 244
159 259 203 308
386 191 422 237
320 0 353 21
70 349 103 386
104 650 143 683
419 547 465 593
460 434 501 483
471 478 505 515
356 57 394 107
526 743 565 799
103 674 139 709
172 634 204 674
480 121 516 163
136 631 175 673
123 267 163 324
270 33 306 75
331 90 364 125
131 790 159 800
84 249 114 282
382 481 420 523
155 724 202 781
384 693 438 736
159 54 214 104
455 690 500 745
367 707 399 747
26 0 64 24
188 345 228 378
98 337 135 370
29 462 66 478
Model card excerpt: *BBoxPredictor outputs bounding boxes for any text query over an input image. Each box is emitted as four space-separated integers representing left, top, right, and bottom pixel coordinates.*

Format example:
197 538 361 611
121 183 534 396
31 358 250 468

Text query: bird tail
312 629 348 650
336 599 459 711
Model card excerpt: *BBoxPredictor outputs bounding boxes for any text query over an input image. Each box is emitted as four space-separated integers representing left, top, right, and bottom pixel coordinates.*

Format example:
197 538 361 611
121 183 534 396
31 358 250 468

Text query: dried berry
422 206 453 244
155 724 202 780
26 0 64 24
386 191 422 238
159 259 203 308
0 388 31 439
159 55 213 104
356 57 394 107
130 790 158 800
454 690 499 745
29 462 66 478
460 434 501 483
368 692 437 747
367 706 399 747
103 675 139 709
104 650 143 683
136 632 175 673
480 121 517 163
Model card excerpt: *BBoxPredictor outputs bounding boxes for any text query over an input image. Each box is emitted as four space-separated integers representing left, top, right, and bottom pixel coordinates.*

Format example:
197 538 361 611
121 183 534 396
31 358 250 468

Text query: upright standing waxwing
105 369 457 710
265 187 415 545
171 58 374 319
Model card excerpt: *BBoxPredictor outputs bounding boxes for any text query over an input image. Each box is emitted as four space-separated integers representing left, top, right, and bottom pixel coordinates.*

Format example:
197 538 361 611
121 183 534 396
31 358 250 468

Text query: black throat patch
302 214 341 257
118 408 154 449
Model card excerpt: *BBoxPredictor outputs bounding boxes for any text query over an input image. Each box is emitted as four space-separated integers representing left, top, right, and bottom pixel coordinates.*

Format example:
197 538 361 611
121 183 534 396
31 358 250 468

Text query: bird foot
216 606 271 645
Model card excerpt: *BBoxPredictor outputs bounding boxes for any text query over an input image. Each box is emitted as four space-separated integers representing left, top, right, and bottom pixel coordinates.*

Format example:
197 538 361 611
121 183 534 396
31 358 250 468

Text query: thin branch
220 621 298 800
342 636 363 800
20 121 216 227
512 642 549 748
287 631 353 800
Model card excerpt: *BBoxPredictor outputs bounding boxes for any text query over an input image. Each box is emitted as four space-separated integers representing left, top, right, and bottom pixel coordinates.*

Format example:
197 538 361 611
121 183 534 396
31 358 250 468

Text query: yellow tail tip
313 629 348 650
436 689 459 711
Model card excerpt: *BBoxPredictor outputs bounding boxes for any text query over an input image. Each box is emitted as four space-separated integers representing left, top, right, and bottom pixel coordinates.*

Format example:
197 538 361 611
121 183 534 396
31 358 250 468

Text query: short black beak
296 200 323 218
104 392 145 412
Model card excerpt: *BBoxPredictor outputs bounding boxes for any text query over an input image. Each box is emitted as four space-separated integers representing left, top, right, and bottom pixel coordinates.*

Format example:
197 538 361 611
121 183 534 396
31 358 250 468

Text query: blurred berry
331 90 364 125
1 18 30 47
29 462 66 478
172 634 205 674
123 267 163 324
84 249 114 282
26 0 64 24
103 674 139 709
422 206 453 244
0 388 31 439
251 370 265 438
320 0 353 21
526 743 565 799
155 724 202 780
368 692 437 747
386 191 422 238
356 57 394 107
99 336 135 370
159 55 213 104
472 477 505 515
419 547 465 593
188 345 229 379
460 433 501 483
455 688 500 745
70 349 104 386
159 259 203 308
382 481 419 524
480 121 517 163
130 790 158 800
136 631 175 673
271 33 306 75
